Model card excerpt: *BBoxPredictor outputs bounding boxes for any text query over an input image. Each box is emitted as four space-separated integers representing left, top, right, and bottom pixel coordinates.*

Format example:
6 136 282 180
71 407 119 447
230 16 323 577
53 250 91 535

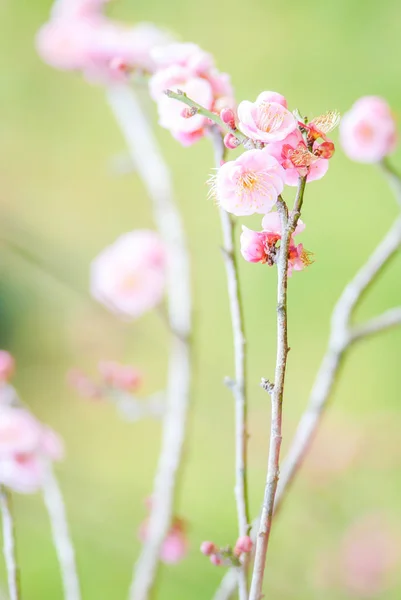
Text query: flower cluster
36 0 172 82
200 535 253 566
90 230 167 320
149 43 234 146
0 352 63 494
340 96 397 163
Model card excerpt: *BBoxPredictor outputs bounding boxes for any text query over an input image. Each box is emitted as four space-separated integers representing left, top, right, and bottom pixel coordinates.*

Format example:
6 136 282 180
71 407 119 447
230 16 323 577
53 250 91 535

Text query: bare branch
0 487 20 600
42 468 81 600
106 85 192 600
349 306 401 342
249 178 306 600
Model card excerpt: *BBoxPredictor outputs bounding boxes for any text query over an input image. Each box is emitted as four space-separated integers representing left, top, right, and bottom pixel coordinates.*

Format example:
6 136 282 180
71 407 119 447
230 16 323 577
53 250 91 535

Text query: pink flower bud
181 107 198 118
200 541 217 556
210 553 223 566
0 351 15 382
223 133 240 150
234 535 253 555
220 107 236 129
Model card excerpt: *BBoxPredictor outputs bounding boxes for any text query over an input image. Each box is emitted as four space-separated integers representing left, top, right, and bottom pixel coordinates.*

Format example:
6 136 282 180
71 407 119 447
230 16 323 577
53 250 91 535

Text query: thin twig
209 128 250 599
106 84 192 600
213 181 401 600
0 487 20 600
42 467 81 600
248 179 306 600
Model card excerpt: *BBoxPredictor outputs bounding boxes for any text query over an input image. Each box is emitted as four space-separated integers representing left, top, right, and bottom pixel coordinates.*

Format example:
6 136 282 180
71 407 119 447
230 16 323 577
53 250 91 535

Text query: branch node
260 378 274 394
224 376 236 390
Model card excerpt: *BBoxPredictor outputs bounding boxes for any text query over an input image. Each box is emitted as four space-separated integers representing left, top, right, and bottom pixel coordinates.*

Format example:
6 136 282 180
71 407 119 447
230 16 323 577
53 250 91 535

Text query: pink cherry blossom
90 230 167 320
261 211 305 236
0 351 15 383
214 149 285 216
151 42 214 74
240 227 275 264
237 91 297 142
0 406 64 493
340 96 397 163
265 130 329 186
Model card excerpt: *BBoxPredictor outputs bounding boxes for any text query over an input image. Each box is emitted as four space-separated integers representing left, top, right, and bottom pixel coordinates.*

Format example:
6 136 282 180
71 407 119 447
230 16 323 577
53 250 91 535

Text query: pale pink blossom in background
265 130 329 186
98 360 142 391
340 96 397 163
340 514 401 597
0 351 15 382
36 0 172 81
149 41 234 145
0 406 64 493
139 516 188 564
150 65 214 144
214 149 285 216
90 230 167 320
237 91 296 142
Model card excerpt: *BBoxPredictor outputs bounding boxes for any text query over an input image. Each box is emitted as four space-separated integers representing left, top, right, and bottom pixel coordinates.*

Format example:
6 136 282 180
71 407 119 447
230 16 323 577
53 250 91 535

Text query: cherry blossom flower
90 230 167 320
240 212 311 276
340 96 397 163
212 149 285 216
0 406 64 494
149 42 234 146
237 91 297 143
265 130 329 186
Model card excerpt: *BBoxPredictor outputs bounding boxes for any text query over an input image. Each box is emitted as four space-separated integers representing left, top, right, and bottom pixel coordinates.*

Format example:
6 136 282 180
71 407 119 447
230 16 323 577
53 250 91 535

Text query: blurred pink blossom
90 230 167 320
149 42 234 146
234 535 253 555
98 360 142 391
213 149 285 216
139 516 188 564
0 351 15 383
237 91 297 143
0 406 64 493
340 96 397 163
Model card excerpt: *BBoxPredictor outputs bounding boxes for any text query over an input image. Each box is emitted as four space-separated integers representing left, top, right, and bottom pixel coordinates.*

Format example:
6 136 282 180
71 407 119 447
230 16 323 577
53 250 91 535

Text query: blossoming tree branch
0 0 399 599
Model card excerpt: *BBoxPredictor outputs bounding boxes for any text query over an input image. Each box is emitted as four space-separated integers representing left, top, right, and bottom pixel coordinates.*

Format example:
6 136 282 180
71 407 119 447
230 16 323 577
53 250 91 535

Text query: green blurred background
1 0 401 597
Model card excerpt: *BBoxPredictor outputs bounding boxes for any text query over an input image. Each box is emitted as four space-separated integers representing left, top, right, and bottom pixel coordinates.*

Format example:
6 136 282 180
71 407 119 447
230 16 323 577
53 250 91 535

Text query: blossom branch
214 197 401 600
165 89 251 146
42 468 81 600
0 487 20 600
248 178 306 600
106 84 192 600
209 127 250 599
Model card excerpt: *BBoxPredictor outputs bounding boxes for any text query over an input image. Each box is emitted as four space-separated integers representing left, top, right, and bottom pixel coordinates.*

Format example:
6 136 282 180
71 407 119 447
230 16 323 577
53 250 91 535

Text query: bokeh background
1 0 401 597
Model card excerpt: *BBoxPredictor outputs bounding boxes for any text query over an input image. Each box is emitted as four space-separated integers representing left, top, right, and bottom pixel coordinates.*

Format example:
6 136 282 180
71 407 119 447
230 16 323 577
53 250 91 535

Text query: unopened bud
181 106 198 118
224 133 240 150
234 535 253 555
210 553 223 566
220 107 236 130
200 541 217 556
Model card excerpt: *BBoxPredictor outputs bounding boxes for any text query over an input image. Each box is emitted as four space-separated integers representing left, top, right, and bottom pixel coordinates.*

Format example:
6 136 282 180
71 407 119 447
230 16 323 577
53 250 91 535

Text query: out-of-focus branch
42 468 81 600
0 487 20 600
107 85 192 600
210 128 250 600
